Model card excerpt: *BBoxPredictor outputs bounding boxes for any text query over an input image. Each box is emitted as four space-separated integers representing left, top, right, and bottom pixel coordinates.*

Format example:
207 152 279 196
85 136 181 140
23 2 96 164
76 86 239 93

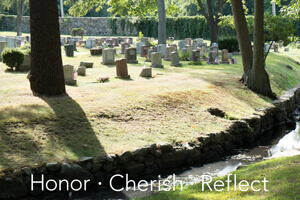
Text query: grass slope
0 33 300 172
141 155 300 200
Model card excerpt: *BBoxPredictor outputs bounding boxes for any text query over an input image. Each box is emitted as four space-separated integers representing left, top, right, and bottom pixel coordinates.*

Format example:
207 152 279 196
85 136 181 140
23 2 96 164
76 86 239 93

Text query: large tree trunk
29 0 66 95
157 0 166 44
231 0 253 83
16 0 24 36
209 20 218 44
247 0 273 97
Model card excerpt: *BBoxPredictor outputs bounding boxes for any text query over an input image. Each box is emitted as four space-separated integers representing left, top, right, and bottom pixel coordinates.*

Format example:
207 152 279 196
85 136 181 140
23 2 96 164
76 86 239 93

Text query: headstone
210 46 219 55
141 45 150 57
77 66 86 76
90 47 102 55
139 67 152 77
181 48 187 53
185 45 193 53
129 38 133 44
0 36 6 42
74 37 81 43
80 61 94 68
208 51 217 64
157 44 166 57
191 49 200 62
64 44 74 57
112 38 119 46
199 48 205 59
170 51 182 67
178 41 186 50
147 49 154 62
220 49 229 64
152 46 157 52
96 39 102 45
185 38 192 46
164 46 176 61
121 43 130 54
61 38 66 46
6 37 16 48
86 39 96 49
150 52 164 68
0 42 8 62
141 37 149 44
116 58 130 78
196 38 204 46
63 64 77 85
192 40 198 50
136 42 145 54
274 44 279 52
124 38 130 44
118 37 122 44
200 43 207 51
169 44 177 51
69 40 77 51
232 58 237 64
212 43 218 48
101 48 115 65
213 56 220 65
285 47 289 52
17 54 31 71
264 43 270 53
125 47 138 63
228 53 232 60
106 39 113 46
107 44 114 48
25 36 31 44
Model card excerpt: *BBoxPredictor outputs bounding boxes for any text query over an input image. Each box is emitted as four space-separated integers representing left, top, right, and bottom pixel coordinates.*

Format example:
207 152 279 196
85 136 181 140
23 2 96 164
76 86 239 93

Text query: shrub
217 37 239 53
71 27 86 39
1 48 24 70
178 50 191 61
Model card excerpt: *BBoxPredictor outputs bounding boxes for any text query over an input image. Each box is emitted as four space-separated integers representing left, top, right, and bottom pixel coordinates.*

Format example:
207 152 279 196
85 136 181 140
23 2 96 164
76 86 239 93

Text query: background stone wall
0 16 137 36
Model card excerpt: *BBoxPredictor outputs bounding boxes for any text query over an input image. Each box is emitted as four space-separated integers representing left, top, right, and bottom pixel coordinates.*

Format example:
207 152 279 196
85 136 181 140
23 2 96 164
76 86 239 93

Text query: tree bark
29 0 66 95
231 0 253 82
248 0 273 97
16 0 24 36
157 0 166 44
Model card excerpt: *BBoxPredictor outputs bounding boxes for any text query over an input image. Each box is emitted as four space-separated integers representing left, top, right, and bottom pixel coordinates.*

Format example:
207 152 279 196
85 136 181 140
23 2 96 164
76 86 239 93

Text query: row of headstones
264 41 289 53
0 35 30 48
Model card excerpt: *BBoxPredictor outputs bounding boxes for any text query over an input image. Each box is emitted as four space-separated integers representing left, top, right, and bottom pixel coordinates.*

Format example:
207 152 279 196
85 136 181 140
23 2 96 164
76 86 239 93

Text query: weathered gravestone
232 58 237 64
86 39 96 49
147 49 154 62
170 51 182 67
112 38 119 46
141 45 150 57
220 49 229 64
69 40 77 51
157 44 166 57
274 44 279 52
192 40 198 50
121 43 130 54
192 49 200 62
141 37 149 44
164 46 176 61
196 38 204 46
90 47 102 55
136 42 145 54
64 44 74 57
60 38 66 46
264 43 270 53
101 48 115 65
139 67 152 77
150 52 164 68
116 58 130 78
18 54 31 71
6 37 16 48
178 40 186 50
77 66 86 76
125 47 138 63
207 51 217 64
210 46 218 55
185 38 192 46
63 64 77 85
80 61 94 68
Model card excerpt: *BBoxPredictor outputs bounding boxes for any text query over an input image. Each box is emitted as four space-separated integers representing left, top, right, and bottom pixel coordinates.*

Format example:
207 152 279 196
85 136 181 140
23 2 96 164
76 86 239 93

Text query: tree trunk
16 0 24 36
231 0 253 82
157 0 166 44
247 0 273 97
29 0 66 95
209 20 218 44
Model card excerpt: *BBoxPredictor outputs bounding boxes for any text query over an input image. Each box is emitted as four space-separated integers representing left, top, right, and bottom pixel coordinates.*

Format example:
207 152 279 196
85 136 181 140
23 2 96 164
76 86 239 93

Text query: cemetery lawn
141 155 300 200
1 36 300 172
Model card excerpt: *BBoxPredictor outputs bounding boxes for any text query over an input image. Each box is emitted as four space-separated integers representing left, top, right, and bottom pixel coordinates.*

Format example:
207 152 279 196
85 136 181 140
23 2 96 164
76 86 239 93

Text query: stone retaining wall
1 86 300 199
0 16 137 36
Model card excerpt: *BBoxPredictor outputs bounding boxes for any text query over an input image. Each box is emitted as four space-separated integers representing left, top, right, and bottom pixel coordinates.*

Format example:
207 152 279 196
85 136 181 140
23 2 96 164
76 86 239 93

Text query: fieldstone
46 161 61 173
77 66 86 76
139 67 152 77
125 161 145 174
80 61 94 68
159 143 173 151
118 151 132 164
60 163 94 185
0 178 27 199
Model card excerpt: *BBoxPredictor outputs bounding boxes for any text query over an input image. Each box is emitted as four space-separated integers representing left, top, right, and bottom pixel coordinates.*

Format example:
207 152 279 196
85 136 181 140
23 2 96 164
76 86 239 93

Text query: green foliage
188 59 203 65
20 42 31 54
108 18 118 35
137 31 144 42
178 50 191 61
217 36 239 52
1 48 24 70
71 27 86 38
146 41 157 46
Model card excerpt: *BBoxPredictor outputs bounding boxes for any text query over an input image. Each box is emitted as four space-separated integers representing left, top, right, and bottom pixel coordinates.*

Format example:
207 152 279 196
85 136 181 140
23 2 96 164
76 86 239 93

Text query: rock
159 143 173 151
28 186 42 196
22 167 32 175
134 147 150 157
149 144 157 154
60 163 94 185
46 162 61 173
0 178 28 199
125 161 145 174
79 156 93 164
207 107 225 118
118 151 132 164
144 155 155 167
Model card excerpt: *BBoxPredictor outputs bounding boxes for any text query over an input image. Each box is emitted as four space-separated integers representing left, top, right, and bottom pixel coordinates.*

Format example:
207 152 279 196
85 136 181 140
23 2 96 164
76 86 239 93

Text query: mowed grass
1 31 300 172
141 155 300 200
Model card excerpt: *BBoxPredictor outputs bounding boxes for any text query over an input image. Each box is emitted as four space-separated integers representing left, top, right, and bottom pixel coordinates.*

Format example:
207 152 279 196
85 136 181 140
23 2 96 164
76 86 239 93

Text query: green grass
0 32 300 172
141 155 300 200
